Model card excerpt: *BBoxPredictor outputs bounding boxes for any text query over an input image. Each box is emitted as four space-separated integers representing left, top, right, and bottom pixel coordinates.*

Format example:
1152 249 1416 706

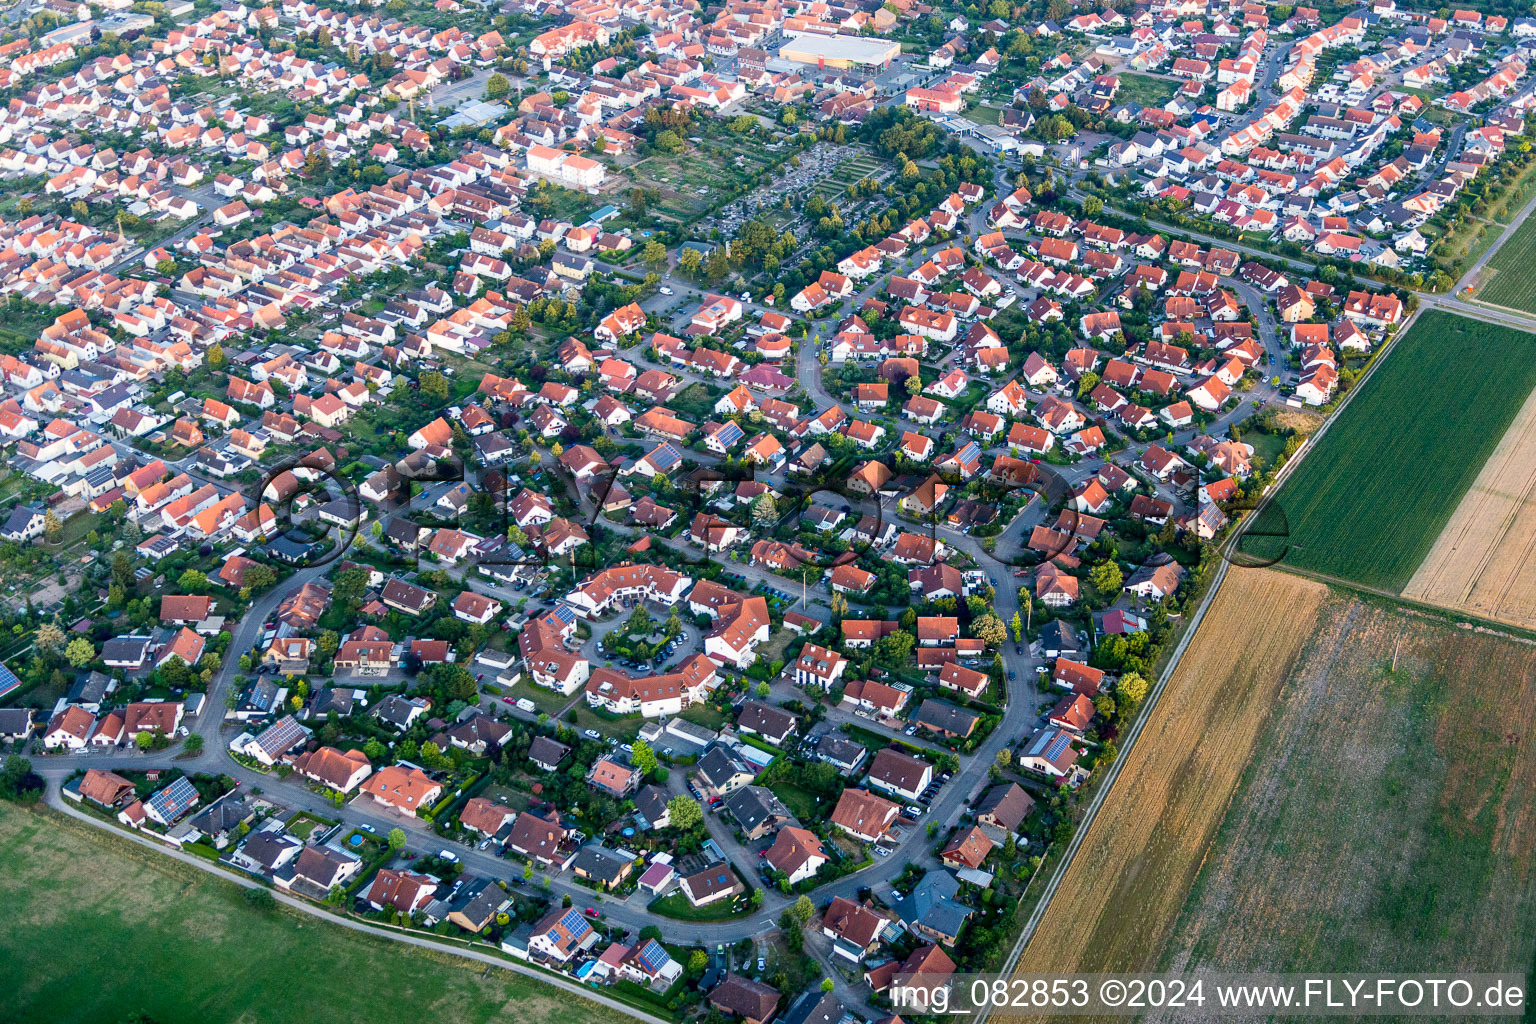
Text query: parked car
583 729 602 740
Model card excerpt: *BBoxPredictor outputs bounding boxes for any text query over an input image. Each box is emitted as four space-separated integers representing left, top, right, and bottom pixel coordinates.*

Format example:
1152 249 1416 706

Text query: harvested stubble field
1239 311 1536 589
1011 570 1329 989
1148 595 1536 1020
1012 574 1536 1024
1404 378 1536 629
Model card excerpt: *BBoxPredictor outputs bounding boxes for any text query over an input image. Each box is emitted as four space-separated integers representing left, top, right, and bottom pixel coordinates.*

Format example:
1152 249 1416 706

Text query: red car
584 907 599 919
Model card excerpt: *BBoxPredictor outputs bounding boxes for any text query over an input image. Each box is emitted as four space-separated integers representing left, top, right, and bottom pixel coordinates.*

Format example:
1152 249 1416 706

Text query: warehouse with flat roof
776 33 901 71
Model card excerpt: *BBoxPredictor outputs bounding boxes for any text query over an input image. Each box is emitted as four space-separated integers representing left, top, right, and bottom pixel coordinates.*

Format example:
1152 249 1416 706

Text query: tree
688 949 709 974
973 613 1008 648
751 492 778 527
388 827 407 850
184 734 204 754
642 240 667 267
42 510 61 543
34 622 65 655
1117 671 1149 706
678 248 703 276
245 564 277 592
905 374 923 396
756 682 770 698
485 72 510 99
1010 611 1023 644
996 748 1012 769
632 739 659 778
666 793 703 832
789 894 816 928
1089 560 1123 594
0 755 42 803
875 629 915 664
242 887 277 911
64 637 94 667
136 731 154 751
178 568 208 592
419 371 452 403
821 978 835 993
207 343 226 368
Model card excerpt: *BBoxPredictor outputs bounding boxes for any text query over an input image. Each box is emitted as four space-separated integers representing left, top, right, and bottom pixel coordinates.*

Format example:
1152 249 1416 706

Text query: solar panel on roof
637 939 668 971
559 907 587 934
1046 732 1072 760
0 664 19 700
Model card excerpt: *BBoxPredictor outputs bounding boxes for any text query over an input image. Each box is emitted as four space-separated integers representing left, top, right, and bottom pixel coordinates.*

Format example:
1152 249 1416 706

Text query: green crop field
0 806 634 1024
1476 214 1536 313
1239 311 1536 589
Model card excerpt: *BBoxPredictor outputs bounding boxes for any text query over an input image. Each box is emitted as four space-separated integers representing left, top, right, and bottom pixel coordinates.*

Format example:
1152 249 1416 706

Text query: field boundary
979 300 1430 1018
1239 307 1536 588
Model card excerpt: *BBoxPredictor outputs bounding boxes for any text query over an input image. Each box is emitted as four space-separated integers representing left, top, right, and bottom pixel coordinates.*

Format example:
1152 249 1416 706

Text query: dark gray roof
815 733 867 771
890 869 972 938
782 992 849 1024
697 744 753 789
723 785 792 833
737 700 799 740
913 698 979 734
528 735 570 769
633 784 670 826
310 687 355 717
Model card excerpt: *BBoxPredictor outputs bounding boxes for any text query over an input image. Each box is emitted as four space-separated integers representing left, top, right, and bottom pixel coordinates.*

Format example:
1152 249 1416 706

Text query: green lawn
767 780 829 822
1116 73 1178 110
1239 311 1536 588
648 886 754 922
964 104 1003 126
0 806 635 1024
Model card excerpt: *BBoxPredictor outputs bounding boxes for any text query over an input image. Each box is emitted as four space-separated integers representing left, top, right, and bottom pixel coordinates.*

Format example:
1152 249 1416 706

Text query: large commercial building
777 33 901 72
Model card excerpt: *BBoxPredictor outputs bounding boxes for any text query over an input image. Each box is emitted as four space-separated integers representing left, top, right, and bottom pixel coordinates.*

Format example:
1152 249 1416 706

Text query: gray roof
737 700 799 740
890 869 973 938
237 831 302 871
187 798 248 836
0 707 34 736
528 735 570 770
815 733 867 771
913 698 979 735
309 687 355 717
633 784 671 826
782 992 851 1024
723 785 792 833
570 844 632 884
697 744 753 789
